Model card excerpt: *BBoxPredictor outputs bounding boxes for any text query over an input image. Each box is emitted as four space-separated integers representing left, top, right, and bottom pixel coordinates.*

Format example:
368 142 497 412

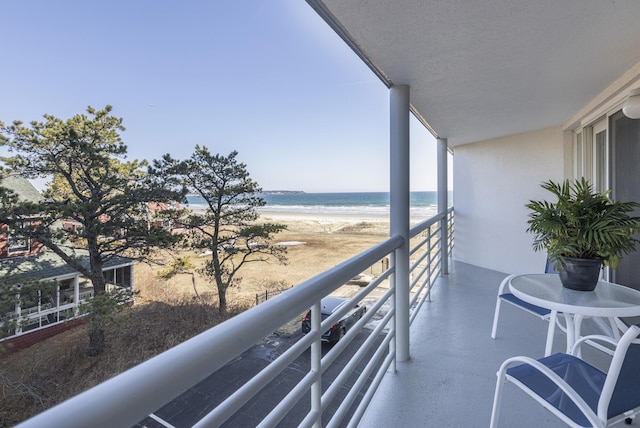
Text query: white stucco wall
452 127 567 274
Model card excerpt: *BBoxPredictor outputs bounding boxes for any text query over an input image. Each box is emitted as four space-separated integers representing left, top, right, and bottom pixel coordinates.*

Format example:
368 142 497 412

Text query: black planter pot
558 257 603 291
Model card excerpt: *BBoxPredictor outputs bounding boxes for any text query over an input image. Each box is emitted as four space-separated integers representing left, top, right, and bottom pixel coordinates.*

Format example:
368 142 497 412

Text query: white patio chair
491 259 563 355
490 324 640 427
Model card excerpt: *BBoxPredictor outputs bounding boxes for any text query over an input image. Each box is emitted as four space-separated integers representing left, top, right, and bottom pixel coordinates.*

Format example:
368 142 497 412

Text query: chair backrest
545 257 557 273
599 324 640 420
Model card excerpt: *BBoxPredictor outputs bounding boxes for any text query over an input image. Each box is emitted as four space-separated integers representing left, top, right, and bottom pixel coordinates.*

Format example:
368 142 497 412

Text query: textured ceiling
307 0 640 146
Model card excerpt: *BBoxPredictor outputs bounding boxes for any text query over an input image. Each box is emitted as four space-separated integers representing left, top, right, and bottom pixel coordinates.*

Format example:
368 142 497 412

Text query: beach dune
138 211 393 307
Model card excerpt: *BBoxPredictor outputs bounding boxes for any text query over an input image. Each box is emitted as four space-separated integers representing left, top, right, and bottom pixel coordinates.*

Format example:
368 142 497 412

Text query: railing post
437 137 449 275
310 302 322 427
390 84 410 362
389 251 397 373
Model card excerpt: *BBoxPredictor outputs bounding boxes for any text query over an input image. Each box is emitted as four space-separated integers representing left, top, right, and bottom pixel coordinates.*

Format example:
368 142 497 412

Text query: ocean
186 191 447 219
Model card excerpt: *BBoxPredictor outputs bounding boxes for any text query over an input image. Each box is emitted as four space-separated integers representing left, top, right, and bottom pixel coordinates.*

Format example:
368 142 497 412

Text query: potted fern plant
526 178 640 291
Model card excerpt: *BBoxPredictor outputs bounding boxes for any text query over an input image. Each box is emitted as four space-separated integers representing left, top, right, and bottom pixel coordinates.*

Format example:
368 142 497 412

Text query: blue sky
1 1 441 193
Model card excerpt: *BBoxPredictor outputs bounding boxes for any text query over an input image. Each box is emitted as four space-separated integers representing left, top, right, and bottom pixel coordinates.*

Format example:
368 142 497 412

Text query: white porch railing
16 208 453 428
1 266 133 340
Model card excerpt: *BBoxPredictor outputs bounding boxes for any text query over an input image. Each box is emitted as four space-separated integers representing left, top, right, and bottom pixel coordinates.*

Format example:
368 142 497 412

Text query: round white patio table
508 273 640 355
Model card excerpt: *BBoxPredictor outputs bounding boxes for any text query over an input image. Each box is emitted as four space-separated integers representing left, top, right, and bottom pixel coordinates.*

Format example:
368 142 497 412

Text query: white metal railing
406 207 454 325
16 209 454 428
447 209 455 255
408 212 443 323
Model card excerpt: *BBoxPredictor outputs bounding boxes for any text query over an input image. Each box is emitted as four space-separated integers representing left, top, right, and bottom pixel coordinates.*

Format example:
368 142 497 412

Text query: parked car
301 296 366 342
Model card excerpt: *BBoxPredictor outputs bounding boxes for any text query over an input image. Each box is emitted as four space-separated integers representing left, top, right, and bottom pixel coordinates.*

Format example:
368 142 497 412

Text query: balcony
15 208 616 427
360 259 610 427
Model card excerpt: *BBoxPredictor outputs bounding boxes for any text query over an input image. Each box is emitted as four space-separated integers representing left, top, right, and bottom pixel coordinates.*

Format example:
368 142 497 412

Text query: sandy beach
136 210 396 307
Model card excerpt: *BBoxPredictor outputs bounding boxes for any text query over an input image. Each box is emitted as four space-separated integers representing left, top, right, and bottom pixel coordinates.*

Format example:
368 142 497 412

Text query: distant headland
261 190 305 195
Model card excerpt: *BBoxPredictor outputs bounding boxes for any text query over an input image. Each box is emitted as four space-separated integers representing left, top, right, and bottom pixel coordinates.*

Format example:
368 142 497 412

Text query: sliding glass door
610 110 640 290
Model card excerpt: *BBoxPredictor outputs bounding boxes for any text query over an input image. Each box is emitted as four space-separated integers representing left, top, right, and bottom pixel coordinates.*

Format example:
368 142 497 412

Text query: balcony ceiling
307 0 640 147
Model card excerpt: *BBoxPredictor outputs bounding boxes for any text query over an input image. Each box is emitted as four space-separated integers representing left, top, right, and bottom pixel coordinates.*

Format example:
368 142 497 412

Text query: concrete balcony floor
360 260 614 427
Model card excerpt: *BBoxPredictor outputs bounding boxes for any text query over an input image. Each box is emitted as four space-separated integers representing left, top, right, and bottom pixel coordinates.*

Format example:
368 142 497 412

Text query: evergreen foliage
152 147 287 313
0 105 186 354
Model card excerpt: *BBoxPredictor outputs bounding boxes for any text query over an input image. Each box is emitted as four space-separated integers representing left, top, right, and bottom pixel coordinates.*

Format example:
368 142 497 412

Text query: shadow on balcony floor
360 260 613 427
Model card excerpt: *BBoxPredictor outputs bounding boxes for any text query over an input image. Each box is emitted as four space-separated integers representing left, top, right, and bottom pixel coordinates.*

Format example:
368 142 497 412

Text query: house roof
306 0 640 146
0 174 42 203
0 249 135 283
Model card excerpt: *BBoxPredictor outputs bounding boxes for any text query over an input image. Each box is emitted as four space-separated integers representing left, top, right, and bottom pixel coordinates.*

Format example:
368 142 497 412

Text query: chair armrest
571 334 618 356
497 274 517 295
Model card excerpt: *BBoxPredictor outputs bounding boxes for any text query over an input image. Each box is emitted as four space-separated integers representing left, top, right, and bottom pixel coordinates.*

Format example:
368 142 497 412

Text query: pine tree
152 148 287 313
0 105 185 354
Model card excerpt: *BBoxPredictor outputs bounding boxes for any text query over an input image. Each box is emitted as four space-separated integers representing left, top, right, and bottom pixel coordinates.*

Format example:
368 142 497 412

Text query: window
574 119 609 192
104 266 133 288
7 222 30 254
592 119 608 192
574 132 584 178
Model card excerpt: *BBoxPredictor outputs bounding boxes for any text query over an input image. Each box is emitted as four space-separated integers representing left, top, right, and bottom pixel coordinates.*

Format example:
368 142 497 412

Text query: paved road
134 326 383 428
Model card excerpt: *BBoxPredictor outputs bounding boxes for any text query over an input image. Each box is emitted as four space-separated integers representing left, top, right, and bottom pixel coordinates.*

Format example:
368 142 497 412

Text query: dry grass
0 273 249 427
0 217 390 427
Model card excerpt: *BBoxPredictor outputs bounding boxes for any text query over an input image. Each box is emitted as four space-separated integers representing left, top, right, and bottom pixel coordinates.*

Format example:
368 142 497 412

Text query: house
0 174 44 258
61 201 184 235
14 2 640 427
145 200 185 234
0 175 135 345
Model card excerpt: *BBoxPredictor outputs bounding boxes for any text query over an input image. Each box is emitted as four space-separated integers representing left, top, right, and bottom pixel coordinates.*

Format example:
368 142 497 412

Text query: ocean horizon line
186 190 440 195
185 191 447 219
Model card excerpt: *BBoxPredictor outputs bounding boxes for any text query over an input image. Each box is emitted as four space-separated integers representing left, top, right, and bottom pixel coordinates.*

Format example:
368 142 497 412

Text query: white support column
390 85 411 362
437 137 449 275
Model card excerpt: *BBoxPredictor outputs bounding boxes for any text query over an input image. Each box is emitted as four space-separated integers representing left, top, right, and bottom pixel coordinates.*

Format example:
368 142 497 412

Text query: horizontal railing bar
409 212 445 238
411 287 431 325
409 249 430 277
254 370 319 428
410 251 437 289
193 328 316 426
321 307 395 413
411 219 436 242
320 287 394 373
317 265 393 338
409 260 429 290
409 257 432 291
409 258 443 322
327 331 395 428
347 349 396 428
410 272 431 308
316 291 383 358
409 234 432 257
314 250 395 343
360 264 394 292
